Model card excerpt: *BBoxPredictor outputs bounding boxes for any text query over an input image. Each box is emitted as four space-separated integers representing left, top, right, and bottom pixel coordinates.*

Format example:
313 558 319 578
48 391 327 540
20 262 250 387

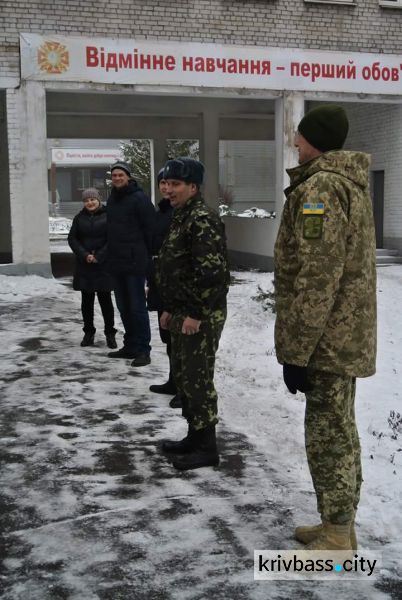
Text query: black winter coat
147 197 174 311
106 180 155 275
68 205 113 292
152 198 174 255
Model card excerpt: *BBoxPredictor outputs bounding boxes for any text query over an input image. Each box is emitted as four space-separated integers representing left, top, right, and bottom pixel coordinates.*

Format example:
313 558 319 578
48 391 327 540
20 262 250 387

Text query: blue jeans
113 275 151 355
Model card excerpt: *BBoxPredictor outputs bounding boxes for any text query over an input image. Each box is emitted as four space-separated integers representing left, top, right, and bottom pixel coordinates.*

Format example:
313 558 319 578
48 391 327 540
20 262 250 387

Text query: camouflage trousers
170 308 226 431
305 370 362 525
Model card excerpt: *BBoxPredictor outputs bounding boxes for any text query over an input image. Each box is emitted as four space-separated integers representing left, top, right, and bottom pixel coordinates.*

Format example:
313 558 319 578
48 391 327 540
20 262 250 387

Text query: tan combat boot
305 522 352 551
295 521 358 550
295 522 325 544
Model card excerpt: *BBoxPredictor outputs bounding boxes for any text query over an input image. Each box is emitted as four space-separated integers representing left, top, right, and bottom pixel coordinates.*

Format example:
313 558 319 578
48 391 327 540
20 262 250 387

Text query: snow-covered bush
252 284 276 313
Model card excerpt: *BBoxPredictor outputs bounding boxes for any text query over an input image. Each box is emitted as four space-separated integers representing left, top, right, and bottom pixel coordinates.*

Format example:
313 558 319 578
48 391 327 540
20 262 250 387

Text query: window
77 168 91 190
379 0 402 7
304 0 355 4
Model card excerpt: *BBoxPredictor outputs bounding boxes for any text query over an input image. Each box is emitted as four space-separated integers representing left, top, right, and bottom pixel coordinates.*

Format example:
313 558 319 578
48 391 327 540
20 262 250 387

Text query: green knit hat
298 104 349 152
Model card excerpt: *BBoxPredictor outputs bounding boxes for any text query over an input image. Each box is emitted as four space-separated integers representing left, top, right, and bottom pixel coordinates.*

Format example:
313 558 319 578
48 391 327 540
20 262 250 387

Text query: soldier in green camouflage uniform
274 105 377 550
155 158 230 471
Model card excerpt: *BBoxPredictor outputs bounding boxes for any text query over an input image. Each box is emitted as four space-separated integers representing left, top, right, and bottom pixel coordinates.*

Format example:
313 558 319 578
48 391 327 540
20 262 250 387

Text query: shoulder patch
303 203 324 215
303 214 323 239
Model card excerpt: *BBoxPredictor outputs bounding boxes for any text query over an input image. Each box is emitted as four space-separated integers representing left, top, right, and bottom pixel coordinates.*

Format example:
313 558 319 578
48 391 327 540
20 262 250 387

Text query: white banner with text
20 33 402 95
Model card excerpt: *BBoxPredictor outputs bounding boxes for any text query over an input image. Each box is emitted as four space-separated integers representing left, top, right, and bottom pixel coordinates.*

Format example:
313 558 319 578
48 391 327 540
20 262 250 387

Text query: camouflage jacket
155 193 230 320
274 151 377 377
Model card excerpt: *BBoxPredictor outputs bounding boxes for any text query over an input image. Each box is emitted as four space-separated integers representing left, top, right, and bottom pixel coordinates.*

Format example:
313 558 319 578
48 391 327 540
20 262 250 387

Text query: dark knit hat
163 157 204 185
82 188 102 202
110 161 132 177
298 105 349 152
157 168 165 184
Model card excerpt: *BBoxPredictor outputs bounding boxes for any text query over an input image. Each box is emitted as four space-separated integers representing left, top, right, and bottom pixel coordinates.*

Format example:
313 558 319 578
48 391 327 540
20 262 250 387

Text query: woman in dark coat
68 188 117 348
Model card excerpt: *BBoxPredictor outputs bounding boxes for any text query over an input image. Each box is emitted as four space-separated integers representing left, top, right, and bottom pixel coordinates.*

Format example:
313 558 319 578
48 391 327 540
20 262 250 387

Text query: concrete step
376 256 402 265
376 248 399 257
376 248 402 266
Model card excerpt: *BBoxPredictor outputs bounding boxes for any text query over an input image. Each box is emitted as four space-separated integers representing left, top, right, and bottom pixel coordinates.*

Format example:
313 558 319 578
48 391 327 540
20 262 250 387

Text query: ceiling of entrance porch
46 92 275 141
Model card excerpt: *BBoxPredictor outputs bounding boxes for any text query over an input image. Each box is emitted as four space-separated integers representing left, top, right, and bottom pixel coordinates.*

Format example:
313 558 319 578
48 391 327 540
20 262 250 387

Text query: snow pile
236 207 276 218
49 217 72 237
367 410 402 472
219 203 237 217
0 274 65 302
219 204 275 219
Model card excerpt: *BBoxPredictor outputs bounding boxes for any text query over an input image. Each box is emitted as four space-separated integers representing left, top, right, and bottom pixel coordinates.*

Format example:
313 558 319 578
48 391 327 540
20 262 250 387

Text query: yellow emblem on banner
38 41 69 74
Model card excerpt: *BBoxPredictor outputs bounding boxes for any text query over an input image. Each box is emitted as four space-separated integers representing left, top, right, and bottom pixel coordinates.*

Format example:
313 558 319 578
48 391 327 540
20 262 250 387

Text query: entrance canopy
46 91 276 207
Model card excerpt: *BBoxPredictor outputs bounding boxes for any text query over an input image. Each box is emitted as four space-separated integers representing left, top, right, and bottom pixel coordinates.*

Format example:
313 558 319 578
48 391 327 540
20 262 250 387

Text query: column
18 81 51 274
0 90 12 263
6 87 24 266
275 92 305 215
200 110 219 210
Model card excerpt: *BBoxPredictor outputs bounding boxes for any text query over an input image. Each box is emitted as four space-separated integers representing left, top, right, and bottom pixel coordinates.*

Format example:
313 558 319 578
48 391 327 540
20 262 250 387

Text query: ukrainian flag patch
303 203 325 215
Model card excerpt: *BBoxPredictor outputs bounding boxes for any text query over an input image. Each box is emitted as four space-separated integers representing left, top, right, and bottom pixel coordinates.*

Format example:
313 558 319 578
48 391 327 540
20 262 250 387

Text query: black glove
283 363 313 394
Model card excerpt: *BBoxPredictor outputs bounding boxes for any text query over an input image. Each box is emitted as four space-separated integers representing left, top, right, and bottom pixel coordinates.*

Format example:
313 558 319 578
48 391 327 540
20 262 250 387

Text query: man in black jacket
106 161 155 366
147 169 177 397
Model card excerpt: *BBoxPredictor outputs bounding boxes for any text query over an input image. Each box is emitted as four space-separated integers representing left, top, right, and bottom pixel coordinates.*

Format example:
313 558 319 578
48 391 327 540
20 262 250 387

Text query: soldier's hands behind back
283 363 313 394
182 317 201 335
160 311 172 330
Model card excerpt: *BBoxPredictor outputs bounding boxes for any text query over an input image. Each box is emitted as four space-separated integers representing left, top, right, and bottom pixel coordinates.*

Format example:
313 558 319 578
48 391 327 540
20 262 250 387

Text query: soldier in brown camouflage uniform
155 158 230 471
274 105 377 550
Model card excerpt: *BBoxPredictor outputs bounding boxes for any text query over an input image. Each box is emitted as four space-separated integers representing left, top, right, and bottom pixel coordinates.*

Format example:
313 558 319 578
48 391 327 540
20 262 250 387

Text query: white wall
346 103 402 250
310 101 402 251
219 141 276 213
223 215 277 271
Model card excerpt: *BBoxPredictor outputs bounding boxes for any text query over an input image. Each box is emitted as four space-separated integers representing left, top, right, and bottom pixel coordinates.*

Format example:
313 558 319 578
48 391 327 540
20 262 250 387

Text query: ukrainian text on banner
20 34 402 95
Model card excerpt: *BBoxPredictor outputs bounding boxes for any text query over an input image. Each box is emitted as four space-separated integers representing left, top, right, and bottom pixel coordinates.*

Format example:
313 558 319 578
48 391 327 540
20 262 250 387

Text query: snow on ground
0 274 64 302
49 217 72 238
0 267 401 599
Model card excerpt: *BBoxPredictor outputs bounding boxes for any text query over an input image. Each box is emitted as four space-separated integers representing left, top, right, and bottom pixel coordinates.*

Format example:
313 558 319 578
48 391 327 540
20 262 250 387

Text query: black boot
80 332 95 347
172 425 219 471
149 380 177 395
105 332 117 349
162 425 195 454
150 364 177 394
108 347 137 359
131 353 151 367
169 394 183 409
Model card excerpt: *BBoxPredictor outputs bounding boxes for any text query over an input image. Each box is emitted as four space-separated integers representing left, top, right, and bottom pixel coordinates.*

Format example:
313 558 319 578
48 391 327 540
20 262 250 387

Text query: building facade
1 0 402 274
47 139 123 216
